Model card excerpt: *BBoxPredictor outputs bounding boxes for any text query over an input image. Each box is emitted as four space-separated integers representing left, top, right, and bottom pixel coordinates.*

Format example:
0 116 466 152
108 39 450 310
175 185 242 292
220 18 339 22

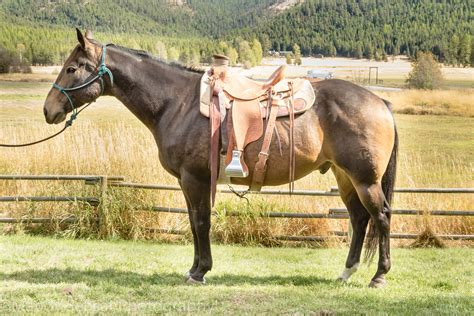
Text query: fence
1 174 473 241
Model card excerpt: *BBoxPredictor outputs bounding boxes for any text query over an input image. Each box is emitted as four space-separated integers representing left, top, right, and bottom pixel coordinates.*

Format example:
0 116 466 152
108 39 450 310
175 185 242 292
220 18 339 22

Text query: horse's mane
109 44 205 74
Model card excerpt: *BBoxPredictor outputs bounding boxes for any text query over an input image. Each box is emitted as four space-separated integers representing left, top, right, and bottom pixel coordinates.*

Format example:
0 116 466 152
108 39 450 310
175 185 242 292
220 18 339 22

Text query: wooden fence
1 174 473 241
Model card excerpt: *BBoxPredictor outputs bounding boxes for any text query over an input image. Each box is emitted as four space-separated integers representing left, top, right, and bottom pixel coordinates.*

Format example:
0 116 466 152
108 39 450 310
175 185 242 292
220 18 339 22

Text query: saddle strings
288 81 295 193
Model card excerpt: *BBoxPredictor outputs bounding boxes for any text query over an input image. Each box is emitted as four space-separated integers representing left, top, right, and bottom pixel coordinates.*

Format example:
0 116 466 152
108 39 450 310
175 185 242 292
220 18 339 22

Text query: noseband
52 44 114 123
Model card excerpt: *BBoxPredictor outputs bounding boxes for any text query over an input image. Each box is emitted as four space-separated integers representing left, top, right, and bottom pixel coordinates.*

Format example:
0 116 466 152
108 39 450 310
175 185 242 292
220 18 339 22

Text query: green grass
0 235 472 314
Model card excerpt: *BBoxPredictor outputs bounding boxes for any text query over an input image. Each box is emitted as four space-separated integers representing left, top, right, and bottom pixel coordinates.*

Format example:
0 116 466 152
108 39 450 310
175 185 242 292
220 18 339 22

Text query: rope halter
52 44 114 126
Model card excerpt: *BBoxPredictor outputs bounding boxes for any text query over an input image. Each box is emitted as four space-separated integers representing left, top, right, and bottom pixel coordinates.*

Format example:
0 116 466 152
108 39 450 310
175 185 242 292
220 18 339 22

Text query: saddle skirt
199 68 316 205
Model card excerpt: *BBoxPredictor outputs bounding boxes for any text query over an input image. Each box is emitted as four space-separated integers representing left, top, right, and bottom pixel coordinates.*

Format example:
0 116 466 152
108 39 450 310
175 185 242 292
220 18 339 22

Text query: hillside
242 0 473 63
1 0 279 37
0 0 472 66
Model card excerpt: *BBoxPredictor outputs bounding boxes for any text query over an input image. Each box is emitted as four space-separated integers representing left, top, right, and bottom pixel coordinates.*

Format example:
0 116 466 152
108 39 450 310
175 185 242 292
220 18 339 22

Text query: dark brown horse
43 30 398 288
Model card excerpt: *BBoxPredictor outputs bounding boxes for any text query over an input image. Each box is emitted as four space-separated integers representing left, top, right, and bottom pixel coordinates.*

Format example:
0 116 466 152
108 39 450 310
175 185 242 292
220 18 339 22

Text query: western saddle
200 54 315 205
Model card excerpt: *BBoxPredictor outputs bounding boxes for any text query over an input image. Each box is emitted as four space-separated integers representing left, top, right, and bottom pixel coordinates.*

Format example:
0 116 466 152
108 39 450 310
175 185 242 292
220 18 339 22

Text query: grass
0 80 473 243
374 89 474 117
373 78 474 89
0 235 472 314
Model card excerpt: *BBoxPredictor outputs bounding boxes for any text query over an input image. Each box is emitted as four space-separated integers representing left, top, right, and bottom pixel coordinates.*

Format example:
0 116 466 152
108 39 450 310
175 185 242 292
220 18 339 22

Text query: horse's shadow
0 268 352 288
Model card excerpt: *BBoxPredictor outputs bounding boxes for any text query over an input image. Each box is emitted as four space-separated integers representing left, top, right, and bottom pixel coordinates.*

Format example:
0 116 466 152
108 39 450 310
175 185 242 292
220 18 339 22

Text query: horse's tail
365 99 398 263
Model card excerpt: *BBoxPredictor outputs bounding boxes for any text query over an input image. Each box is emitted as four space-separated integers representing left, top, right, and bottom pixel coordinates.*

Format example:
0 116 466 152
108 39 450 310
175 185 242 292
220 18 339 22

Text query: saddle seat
222 65 287 100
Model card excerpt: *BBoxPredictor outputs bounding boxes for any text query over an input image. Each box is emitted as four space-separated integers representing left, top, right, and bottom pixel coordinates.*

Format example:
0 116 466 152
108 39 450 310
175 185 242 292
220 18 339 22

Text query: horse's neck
105 48 200 130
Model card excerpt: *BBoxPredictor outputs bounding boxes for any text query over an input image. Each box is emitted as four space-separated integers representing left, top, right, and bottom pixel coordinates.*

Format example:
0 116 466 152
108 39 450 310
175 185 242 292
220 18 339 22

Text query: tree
355 44 363 59
375 49 382 61
364 44 374 59
155 40 167 60
238 40 256 67
179 47 192 64
251 39 263 65
293 43 302 65
225 47 238 66
0 45 14 73
16 43 25 63
406 52 444 89
471 36 474 67
260 33 271 56
329 44 337 57
167 47 180 61
285 53 293 65
459 35 471 67
447 35 460 66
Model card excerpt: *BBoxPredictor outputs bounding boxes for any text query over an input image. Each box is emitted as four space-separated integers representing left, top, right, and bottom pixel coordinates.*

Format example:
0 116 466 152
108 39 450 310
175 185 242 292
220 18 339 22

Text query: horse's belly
230 112 325 187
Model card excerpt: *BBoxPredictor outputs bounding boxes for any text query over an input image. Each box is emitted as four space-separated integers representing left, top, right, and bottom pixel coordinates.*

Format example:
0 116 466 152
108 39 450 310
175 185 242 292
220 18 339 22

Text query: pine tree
459 35 471 67
447 35 460 66
355 44 363 59
260 34 271 56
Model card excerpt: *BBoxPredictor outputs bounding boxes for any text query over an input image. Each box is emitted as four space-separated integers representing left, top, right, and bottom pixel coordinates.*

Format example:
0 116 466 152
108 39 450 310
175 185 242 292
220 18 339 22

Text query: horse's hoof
185 275 206 285
183 271 191 281
368 278 387 288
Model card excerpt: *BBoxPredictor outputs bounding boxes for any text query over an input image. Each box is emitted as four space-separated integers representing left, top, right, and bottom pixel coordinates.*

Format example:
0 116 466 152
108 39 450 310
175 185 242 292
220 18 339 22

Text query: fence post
98 176 108 237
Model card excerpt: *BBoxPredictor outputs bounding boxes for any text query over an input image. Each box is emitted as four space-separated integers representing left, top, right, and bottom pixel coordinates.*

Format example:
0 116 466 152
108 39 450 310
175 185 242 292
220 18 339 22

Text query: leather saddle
200 56 316 205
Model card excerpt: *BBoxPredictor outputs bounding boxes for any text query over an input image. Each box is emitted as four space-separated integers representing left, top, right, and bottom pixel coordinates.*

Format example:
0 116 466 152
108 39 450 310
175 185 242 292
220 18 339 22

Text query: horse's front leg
179 180 199 279
180 170 212 284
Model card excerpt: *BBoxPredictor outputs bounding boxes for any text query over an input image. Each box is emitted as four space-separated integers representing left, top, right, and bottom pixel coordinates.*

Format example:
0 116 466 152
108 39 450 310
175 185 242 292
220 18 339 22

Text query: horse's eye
66 66 77 74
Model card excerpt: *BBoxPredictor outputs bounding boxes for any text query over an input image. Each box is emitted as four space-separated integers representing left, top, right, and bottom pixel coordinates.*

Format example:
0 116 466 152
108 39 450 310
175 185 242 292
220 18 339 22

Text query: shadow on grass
0 268 345 287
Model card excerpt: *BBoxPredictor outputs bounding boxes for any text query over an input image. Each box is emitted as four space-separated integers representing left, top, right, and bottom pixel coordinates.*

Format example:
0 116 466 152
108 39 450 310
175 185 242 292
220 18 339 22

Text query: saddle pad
200 73 316 118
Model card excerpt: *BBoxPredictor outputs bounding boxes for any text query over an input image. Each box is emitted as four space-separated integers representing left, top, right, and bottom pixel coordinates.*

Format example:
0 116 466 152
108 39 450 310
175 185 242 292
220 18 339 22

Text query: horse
43 29 398 288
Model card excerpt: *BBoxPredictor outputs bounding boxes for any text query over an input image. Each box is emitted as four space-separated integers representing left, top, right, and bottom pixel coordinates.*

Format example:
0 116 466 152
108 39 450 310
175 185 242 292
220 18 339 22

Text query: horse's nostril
43 108 48 117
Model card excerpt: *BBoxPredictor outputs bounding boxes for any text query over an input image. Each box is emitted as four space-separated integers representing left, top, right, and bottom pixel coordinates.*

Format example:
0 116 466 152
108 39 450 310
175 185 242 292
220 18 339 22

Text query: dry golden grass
0 89 473 246
374 89 474 117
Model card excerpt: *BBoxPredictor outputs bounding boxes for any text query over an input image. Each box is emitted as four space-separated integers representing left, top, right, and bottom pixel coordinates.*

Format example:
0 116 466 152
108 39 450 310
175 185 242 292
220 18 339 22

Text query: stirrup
225 150 248 178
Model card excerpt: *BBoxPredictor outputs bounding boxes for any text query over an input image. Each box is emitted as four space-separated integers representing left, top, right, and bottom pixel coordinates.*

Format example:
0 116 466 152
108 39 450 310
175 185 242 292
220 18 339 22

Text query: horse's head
43 29 105 124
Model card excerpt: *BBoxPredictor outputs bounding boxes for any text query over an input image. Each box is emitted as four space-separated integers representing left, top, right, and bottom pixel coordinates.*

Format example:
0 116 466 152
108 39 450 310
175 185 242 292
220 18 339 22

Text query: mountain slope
243 0 473 60
0 0 279 37
0 0 472 65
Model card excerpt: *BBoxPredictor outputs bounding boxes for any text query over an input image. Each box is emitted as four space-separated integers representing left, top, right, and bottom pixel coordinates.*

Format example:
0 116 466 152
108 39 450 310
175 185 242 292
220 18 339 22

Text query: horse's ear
85 29 93 40
76 28 86 49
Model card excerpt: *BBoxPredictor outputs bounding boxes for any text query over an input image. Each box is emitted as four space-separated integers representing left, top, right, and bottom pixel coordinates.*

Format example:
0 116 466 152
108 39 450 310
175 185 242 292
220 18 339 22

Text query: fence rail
107 182 474 195
1 175 473 241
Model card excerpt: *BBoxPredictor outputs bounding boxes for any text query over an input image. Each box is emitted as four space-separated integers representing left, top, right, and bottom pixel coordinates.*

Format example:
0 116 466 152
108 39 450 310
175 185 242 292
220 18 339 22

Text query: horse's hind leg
333 167 370 282
353 182 391 288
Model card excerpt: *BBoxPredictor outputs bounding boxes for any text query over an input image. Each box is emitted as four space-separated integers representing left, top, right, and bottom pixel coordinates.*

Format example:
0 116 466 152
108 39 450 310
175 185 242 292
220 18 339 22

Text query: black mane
110 44 205 74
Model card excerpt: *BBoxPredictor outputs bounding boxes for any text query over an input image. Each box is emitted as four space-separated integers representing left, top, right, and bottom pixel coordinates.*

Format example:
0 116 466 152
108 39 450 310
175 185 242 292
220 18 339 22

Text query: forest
0 0 472 68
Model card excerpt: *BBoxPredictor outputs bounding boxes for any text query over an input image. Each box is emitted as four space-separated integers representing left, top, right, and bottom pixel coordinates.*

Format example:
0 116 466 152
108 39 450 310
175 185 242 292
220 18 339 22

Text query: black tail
365 99 398 263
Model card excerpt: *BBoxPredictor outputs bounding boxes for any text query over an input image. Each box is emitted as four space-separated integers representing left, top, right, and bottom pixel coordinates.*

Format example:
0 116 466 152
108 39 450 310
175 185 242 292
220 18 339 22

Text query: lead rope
0 101 93 148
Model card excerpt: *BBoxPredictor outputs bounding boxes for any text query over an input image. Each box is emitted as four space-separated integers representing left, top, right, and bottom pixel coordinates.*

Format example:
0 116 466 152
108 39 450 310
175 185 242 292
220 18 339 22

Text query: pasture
0 235 473 314
0 65 473 314
0 78 473 242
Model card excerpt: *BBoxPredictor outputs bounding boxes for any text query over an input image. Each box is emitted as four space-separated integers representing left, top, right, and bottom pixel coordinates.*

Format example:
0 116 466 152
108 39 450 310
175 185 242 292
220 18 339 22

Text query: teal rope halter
52 44 113 126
